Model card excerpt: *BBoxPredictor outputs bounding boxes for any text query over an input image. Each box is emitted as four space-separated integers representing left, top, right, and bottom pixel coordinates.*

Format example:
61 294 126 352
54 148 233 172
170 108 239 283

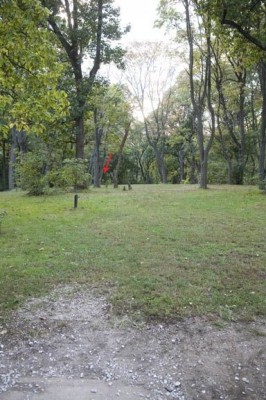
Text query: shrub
16 153 91 195
0 210 7 233
60 158 91 190
16 152 48 195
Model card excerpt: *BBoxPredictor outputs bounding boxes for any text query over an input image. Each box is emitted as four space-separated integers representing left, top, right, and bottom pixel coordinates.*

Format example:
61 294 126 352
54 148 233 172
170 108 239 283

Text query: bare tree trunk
91 107 106 188
227 159 233 184
235 78 246 184
8 129 28 190
113 123 131 188
144 121 167 184
152 144 167 183
75 114 85 159
258 60 266 189
8 128 17 190
179 146 185 182
184 0 214 189
1 140 8 190
93 126 103 188
138 150 147 183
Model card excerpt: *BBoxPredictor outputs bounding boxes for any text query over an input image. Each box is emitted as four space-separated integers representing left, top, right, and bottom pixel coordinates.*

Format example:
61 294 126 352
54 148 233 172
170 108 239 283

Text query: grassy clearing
0 185 265 322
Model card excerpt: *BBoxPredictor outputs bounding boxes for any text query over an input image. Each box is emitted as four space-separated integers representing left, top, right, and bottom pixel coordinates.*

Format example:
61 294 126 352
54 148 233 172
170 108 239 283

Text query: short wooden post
74 194 78 208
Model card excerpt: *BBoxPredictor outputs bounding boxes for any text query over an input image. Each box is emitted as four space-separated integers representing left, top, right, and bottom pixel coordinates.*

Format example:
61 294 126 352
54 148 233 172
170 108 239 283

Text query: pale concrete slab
1 377 149 400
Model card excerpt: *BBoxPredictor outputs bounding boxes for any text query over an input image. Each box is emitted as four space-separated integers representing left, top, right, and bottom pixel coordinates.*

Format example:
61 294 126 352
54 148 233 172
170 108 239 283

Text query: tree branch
64 0 73 31
89 0 103 83
47 15 73 59
221 11 266 51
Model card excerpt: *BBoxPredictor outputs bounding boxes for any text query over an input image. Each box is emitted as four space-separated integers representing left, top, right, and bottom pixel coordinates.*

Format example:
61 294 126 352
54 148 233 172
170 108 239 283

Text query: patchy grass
0 185 265 322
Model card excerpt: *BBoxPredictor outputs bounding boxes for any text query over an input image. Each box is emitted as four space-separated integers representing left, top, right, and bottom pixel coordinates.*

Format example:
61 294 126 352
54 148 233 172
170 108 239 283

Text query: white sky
100 0 183 119
114 0 164 42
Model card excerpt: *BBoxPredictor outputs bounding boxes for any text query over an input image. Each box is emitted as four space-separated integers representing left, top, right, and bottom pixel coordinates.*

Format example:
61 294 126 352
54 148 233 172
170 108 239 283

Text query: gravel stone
0 285 265 399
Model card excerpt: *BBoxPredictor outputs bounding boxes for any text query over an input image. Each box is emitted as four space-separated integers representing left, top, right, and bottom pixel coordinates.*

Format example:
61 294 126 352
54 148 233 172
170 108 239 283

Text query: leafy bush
0 210 7 233
16 152 48 195
16 152 91 195
60 158 91 190
208 161 228 184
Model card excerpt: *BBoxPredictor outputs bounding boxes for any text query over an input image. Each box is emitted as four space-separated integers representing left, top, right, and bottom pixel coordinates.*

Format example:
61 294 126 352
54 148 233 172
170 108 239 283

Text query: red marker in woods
103 152 112 174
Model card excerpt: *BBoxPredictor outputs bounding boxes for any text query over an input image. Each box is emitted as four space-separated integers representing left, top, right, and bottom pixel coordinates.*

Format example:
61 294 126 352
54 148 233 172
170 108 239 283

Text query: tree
158 0 216 188
220 0 266 52
124 42 178 183
112 121 132 188
87 83 132 187
211 37 252 184
125 122 152 183
183 0 215 188
158 0 266 188
0 0 68 136
197 0 266 187
163 71 199 183
43 0 128 159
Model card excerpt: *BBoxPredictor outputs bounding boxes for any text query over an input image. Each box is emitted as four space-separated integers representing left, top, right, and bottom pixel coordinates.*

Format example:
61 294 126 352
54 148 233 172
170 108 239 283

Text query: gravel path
0 285 265 399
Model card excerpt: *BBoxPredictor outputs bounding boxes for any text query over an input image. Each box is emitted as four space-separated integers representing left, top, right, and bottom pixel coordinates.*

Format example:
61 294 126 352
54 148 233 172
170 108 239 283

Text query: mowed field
0 185 265 322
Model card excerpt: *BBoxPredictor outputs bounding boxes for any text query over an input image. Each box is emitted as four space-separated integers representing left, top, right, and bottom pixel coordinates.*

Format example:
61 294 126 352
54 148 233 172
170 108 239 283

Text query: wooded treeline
0 0 265 193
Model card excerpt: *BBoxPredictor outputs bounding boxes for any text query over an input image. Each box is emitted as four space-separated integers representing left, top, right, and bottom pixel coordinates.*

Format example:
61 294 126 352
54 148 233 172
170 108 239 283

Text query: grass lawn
0 185 265 322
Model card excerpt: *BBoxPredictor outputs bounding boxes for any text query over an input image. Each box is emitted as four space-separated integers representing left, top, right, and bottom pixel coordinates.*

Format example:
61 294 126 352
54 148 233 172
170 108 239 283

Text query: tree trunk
227 159 233 184
153 145 167 183
196 115 208 189
92 108 104 188
1 140 8 190
235 80 246 185
179 146 185 182
75 114 84 159
93 127 102 188
184 0 215 189
144 120 167 184
138 152 147 183
199 158 208 189
113 123 131 188
258 60 266 189
190 151 198 184
47 0 104 160
8 129 17 190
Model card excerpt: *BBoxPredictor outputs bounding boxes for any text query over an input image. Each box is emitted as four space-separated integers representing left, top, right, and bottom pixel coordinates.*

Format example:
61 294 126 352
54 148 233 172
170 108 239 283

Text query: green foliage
60 159 91 190
16 153 91 194
0 0 68 136
16 152 48 195
0 209 7 233
41 0 129 158
208 161 229 184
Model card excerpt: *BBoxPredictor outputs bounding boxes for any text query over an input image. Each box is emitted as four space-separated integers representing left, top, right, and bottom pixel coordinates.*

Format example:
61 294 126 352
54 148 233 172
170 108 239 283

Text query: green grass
0 185 265 322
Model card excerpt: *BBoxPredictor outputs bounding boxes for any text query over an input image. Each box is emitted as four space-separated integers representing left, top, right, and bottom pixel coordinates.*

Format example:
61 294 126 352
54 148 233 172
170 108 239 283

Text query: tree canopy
0 0 68 135
1 0 266 191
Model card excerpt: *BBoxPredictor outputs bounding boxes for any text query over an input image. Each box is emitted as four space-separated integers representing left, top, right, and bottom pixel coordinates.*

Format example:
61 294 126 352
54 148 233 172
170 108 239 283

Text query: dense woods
1 0 266 193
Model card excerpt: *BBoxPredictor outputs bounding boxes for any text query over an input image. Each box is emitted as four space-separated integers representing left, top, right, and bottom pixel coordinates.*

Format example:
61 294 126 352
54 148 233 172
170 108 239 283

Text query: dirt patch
0 285 265 399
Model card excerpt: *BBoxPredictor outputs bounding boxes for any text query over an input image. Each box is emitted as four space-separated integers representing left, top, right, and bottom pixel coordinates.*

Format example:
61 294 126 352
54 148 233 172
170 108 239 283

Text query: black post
74 194 78 208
